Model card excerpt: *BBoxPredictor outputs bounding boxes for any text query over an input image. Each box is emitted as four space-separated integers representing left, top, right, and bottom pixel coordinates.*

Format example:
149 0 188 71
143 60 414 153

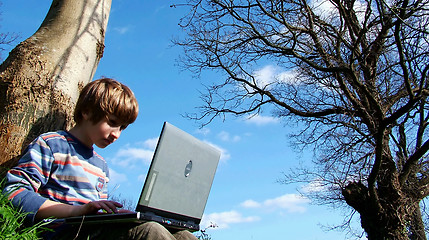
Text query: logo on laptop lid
184 160 193 177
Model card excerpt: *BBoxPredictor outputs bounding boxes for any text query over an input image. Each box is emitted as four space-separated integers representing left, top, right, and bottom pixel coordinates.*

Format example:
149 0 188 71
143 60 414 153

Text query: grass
0 182 48 239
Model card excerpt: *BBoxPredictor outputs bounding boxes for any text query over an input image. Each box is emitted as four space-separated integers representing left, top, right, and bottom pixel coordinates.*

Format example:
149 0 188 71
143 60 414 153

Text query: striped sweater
3 131 109 223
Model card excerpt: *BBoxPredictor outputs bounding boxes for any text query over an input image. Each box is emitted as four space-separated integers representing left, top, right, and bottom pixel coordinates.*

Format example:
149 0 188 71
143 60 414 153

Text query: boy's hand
36 199 124 220
78 200 124 215
116 209 135 213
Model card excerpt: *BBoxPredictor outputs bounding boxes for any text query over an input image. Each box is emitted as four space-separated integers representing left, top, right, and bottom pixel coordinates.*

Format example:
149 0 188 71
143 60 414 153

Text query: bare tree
174 0 429 239
0 0 112 175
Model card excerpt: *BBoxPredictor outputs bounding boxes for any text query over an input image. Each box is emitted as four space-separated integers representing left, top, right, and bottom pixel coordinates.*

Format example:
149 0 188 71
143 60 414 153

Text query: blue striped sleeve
3 135 54 223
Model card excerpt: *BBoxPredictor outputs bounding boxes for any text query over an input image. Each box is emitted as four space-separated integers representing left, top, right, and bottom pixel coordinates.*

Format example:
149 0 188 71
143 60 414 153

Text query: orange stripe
39 189 91 204
41 133 63 140
94 152 104 160
8 188 25 200
9 169 23 176
83 168 105 178
15 163 49 177
53 159 105 179
53 160 83 167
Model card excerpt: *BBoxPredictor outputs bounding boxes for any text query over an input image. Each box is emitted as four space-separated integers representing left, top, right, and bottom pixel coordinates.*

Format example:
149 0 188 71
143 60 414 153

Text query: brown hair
74 78 139 129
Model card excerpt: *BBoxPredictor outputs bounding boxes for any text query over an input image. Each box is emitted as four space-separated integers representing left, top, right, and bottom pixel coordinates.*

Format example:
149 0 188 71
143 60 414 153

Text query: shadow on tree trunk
0 111 69 179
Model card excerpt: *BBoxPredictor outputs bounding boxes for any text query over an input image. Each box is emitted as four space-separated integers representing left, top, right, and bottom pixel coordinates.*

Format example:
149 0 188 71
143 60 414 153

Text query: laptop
46 122 221 232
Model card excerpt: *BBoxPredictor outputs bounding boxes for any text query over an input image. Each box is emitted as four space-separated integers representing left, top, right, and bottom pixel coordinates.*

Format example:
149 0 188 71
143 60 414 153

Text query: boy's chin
95 142 110 148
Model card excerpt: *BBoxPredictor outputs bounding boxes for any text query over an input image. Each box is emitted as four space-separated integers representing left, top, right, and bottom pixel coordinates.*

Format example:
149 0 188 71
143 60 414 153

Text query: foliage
0 181 47 239
108 185 136 211
196 223 217 240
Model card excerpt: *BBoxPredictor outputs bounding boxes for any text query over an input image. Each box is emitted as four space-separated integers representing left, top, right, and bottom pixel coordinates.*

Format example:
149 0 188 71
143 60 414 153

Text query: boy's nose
111 127 121 139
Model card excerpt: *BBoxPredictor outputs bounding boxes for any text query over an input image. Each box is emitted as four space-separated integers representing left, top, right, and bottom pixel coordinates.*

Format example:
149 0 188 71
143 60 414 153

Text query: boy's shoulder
39 130 70 142
36 131 99 159
37 131 84 149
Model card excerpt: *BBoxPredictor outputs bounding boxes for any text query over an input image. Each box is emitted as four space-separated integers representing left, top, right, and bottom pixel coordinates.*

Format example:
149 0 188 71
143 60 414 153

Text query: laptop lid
136 122 221 224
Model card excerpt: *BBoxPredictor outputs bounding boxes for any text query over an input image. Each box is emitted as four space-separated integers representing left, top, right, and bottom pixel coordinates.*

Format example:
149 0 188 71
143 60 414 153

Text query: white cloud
245 114 279 126
113 26 131 34
277 70 297 83
217 131 241 142
108 168 128 191
310 0 368 24
310 0 337 18
200 193 310 230
195 128 211 136
301 179 328 193
254 65 277 87
204 140 231 163
241 199 261 208
241 193 310 213
252 65 297 89
201 210 260 229
115 147 153 167
143 137 158 150
109 142 155 168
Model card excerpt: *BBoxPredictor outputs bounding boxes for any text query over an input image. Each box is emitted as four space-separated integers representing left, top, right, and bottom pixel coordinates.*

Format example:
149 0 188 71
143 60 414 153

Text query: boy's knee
130 221 174 240
172 230 199 240
142 221 165 231
130 222 197 240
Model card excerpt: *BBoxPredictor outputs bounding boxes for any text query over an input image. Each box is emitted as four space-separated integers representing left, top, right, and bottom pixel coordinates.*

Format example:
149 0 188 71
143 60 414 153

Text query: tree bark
409 203 426 240
0 0 112 176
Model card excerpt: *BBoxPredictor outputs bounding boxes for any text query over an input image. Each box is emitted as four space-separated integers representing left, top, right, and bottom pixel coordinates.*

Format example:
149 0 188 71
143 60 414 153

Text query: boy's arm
35 199 124 220
2 136 55 223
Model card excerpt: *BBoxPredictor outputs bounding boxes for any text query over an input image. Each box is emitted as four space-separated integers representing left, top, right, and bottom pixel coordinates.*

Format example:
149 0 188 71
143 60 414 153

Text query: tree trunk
0 0 112 176
342 181 428 239
342 181 408 240
340 124 429 239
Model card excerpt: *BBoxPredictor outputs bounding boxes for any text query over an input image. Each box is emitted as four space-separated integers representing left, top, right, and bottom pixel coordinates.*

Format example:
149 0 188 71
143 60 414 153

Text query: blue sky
2 1 364 239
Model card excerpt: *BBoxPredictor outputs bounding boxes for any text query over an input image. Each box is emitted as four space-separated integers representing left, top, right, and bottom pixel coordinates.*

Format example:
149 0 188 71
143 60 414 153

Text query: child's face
84 114 123 148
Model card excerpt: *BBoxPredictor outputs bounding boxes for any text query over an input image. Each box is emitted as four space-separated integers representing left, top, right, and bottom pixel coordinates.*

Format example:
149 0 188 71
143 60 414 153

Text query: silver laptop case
136 122 221 225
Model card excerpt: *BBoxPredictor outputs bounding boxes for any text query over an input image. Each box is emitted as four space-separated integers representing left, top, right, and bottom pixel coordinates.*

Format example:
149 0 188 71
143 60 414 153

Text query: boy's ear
82 112 90 120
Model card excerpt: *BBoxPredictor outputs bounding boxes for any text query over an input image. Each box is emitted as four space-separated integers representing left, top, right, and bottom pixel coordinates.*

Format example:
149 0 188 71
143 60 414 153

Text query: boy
3 78 198 240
